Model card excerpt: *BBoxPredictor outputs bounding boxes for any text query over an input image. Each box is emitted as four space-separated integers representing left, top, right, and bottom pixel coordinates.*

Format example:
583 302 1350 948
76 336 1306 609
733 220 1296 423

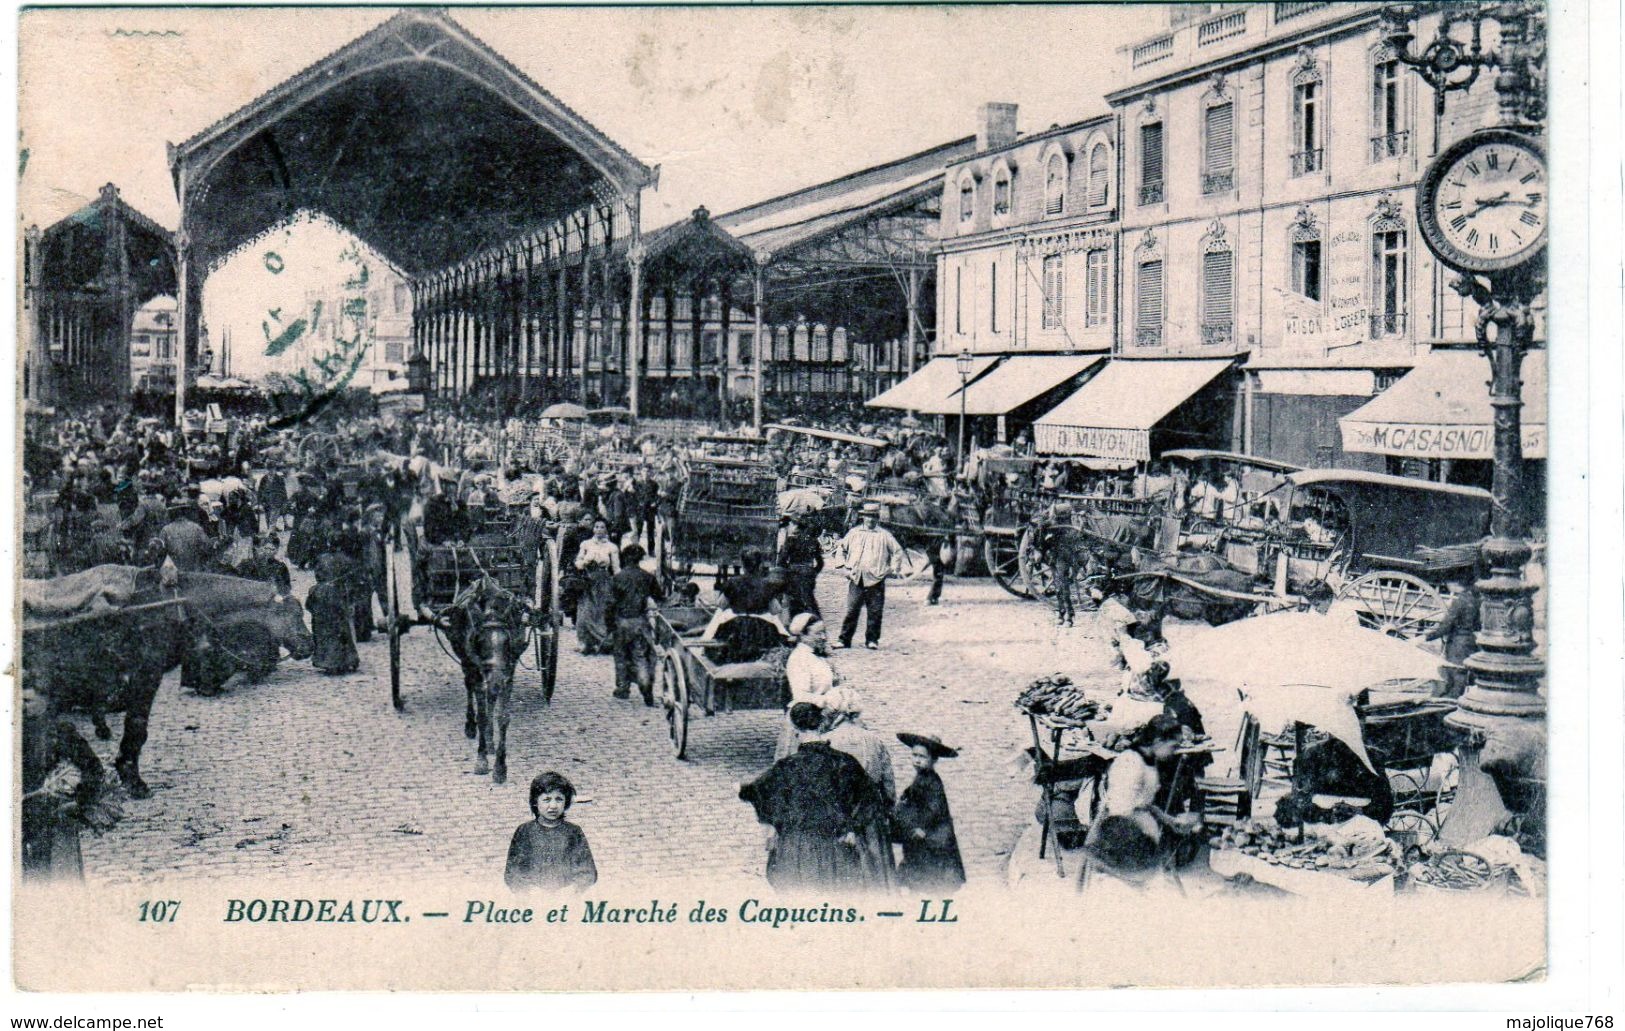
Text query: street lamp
1383 0 1547 847
955 348 974 471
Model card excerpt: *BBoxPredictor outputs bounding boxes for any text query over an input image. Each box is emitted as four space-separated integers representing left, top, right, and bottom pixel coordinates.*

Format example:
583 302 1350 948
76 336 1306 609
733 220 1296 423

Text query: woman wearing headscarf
819 688 897 890
775 613 837 760
739 702 891 894
891 732 966 894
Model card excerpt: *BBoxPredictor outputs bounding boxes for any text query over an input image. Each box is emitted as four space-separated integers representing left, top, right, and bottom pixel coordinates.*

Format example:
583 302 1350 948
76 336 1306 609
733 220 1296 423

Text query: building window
1085 250 1109 328
384 340 405 363
1203 102 1235 194
1371 54 1409 161
1044 153 1067 216
1291 80 1323 176
812 326 830 362
959 180 975 222
737 331 754 367
1088 144 1110 207
1201 248 1234 346
955 266 963 334
1139 122 1164 205
1291 238 1323 301
1135 259 1163 346
1041 254 1064 330
393 284 409 314
1371 229 1408 336
993 173 1011 216
990 262 999 333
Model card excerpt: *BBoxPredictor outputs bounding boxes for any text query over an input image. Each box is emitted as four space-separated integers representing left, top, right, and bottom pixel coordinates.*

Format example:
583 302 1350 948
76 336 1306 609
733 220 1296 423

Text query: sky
18 4 1164 378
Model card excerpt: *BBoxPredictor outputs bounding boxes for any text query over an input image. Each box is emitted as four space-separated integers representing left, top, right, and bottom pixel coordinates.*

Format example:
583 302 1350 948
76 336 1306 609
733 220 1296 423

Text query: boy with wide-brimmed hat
891 732 966 893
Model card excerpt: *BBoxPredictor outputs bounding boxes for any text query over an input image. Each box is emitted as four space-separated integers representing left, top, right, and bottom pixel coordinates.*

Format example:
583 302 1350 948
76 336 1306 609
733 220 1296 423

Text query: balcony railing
1371 130 1411 162
1200 321 1235 348
1274 2 1330 24
1290 148 1324 177
1139 180 1164 205
1370 311 1408 337
1197 10 1248 46
1202 169 1235 195
1134 325 1163 348
1132 35 1174 68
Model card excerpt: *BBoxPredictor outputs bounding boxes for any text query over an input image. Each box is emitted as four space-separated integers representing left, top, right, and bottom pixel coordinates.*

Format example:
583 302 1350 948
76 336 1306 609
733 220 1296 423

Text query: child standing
891 733 966 894
504 772 598 892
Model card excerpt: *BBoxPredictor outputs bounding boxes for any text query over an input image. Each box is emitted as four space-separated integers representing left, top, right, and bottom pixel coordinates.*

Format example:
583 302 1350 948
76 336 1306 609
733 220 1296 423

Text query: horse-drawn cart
661 451 780 579
648 605 791 760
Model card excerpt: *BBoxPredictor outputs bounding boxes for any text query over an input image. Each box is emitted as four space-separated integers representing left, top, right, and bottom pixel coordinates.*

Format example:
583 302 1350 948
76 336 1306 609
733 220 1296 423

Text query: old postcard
11 2 1575 994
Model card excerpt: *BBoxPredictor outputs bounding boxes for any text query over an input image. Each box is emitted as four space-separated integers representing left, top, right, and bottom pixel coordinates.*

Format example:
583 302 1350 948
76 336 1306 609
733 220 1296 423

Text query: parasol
1166 611 1443 772
1164 611 1442 695
540 402 589 420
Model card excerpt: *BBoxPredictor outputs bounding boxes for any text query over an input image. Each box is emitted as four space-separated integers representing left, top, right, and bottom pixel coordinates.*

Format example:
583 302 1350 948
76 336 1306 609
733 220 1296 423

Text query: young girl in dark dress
891 733 966 894
505 772 598 892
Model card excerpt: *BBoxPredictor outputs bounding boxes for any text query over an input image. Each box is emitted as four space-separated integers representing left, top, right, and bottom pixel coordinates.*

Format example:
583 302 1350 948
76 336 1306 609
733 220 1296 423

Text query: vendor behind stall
1274 729 1395 828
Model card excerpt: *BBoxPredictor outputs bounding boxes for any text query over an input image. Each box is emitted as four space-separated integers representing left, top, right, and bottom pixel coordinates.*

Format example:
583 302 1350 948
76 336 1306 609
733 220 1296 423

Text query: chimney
976 102 1019 152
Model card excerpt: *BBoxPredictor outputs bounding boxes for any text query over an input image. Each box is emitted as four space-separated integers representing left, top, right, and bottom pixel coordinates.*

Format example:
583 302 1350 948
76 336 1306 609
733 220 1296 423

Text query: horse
440 576 533 785
23 566 315 798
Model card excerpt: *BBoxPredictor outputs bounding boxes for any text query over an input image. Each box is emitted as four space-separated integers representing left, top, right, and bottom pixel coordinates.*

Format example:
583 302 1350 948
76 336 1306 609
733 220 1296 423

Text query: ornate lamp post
1383 1 1548 848
955 348 974 470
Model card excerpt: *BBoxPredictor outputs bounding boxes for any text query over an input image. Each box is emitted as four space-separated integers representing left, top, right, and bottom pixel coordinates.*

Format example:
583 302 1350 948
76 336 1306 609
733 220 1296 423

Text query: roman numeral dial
1422 130 1548 274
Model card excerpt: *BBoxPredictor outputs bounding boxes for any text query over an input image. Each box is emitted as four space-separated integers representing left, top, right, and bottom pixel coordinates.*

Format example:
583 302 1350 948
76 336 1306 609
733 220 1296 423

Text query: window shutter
1202 250 1234 323
1137 260 1163 327
1141 123 1164 185
1045 156 1066 215
1088 146 1109 206
1086 251 1108 324
1041 255 1064 329
1204 103 1234 171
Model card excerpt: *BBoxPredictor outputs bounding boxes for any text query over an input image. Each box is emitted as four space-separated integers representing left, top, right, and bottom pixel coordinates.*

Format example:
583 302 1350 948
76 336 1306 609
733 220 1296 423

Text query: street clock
1416 127 1547 276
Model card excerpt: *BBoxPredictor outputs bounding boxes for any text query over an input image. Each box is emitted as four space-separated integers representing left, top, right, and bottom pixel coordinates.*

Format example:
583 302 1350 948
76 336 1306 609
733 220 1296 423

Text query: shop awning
866 355 998 411
947 353 1106 416
1339 350 1546 460
1032 359 1233 461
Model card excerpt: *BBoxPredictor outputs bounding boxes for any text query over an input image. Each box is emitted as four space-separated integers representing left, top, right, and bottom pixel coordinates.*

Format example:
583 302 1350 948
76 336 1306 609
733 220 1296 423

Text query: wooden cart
648 605 791 760
386 529 561 708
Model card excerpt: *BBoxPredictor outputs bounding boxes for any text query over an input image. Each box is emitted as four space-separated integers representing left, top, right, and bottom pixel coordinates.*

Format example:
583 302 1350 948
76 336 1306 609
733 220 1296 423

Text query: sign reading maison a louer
1034 425 1151 462
1340 421 1546 460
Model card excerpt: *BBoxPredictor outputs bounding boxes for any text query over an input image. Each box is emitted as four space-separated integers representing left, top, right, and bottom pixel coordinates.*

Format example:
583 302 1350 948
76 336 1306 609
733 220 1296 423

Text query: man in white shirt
834 502 905 650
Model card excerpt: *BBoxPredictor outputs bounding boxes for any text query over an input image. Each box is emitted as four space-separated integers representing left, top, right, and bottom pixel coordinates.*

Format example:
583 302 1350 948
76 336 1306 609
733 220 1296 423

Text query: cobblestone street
78 567 1135 889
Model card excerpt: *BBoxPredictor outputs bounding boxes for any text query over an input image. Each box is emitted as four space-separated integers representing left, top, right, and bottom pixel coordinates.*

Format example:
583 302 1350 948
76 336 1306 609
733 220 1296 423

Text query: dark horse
441 576 533 785
23 566 314 798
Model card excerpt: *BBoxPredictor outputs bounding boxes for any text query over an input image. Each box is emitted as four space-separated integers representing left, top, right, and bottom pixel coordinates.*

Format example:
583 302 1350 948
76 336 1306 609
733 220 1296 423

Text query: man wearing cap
834 502 905 650
777 515 824 620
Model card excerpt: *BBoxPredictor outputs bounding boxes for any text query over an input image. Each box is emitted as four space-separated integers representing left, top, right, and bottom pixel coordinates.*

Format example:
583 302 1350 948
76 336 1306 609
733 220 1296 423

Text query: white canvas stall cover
948 354 1105 416
1032 359 1233 461
865 356 997 412
1339 349 1547 460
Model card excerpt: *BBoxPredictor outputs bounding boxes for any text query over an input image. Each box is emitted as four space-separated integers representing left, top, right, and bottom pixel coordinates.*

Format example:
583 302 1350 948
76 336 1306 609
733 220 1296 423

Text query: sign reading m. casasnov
1033 425 1150 462
1341 421 1546 460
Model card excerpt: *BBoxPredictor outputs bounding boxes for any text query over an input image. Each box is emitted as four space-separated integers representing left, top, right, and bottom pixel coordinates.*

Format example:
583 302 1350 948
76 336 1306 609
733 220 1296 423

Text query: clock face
1420 130 1548 274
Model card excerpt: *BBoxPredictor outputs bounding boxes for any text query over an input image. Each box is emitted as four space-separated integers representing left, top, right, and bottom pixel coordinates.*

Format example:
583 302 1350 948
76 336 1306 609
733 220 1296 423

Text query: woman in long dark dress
307 557 359 675
891 733 966 894
739 703 890 894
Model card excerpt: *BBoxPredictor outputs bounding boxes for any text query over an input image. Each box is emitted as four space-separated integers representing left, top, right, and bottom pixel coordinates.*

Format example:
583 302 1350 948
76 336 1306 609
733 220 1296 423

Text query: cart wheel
656 646 690 760
387 538 403 710
533 546 552 701
983 533 1032 599
1337 571 1446 639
